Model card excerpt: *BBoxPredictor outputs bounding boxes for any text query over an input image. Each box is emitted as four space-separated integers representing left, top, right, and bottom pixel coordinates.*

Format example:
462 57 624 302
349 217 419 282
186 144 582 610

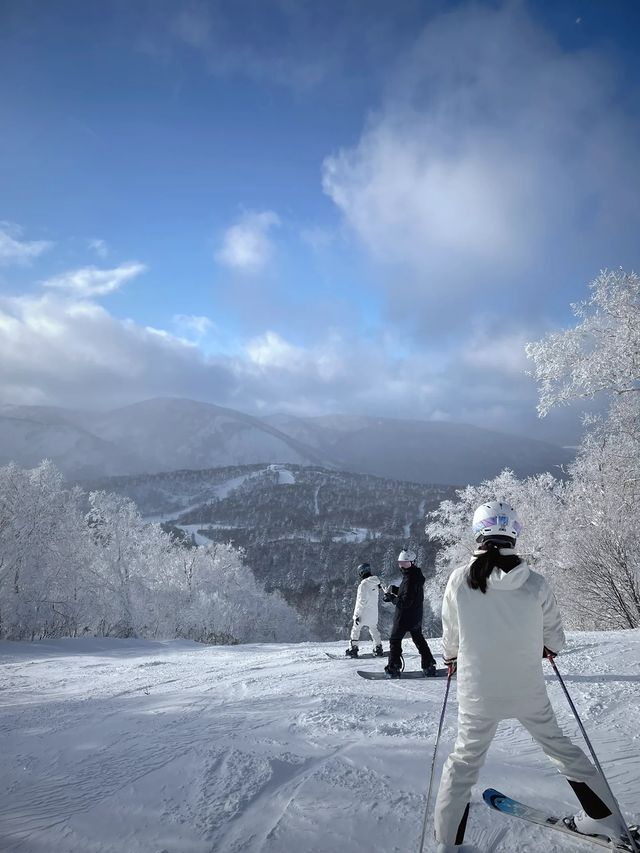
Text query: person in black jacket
384 548 437 678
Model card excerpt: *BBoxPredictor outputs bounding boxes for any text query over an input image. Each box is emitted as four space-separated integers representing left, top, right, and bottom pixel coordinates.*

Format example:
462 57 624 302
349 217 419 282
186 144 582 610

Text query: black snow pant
388 620 435 671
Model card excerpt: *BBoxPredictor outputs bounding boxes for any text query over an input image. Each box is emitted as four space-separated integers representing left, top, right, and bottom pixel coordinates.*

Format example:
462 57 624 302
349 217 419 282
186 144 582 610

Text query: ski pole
546 653 639 853
417 667 453 853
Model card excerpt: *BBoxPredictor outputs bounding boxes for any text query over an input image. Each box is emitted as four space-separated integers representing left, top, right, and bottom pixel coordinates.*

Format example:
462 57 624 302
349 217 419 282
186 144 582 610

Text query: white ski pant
434 700 618 845
350 620 381 647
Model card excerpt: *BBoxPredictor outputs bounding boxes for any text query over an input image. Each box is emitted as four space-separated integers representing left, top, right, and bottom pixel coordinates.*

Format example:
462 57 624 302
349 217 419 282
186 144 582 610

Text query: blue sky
1 0 639 443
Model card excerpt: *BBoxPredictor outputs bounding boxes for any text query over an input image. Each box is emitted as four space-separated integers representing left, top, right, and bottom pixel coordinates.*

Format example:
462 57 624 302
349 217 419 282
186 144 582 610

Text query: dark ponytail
467 538 521 594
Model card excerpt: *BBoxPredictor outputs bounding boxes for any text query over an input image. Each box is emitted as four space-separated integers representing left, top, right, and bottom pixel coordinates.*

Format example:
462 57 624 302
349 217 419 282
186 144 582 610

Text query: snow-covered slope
82 398 331 474
0 414 139 479
91 464 271 519
0 400 330 481
263 413 573 485
1 631 638 853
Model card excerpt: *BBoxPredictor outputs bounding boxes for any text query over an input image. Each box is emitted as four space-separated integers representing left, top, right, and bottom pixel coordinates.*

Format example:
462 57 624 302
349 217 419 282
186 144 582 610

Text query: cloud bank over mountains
0 263 580 443
2 2 637 446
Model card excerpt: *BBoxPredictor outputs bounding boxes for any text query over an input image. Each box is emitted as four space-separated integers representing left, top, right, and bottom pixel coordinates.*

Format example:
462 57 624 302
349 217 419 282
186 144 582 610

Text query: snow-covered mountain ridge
264 412 573 485
0 413 141 480
0 398 572 485
1 630 638 852
0 400 330 482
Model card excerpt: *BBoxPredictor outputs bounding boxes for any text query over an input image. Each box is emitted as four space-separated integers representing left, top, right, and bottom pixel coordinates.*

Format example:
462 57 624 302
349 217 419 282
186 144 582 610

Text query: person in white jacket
433 500 625 853
345 563 384 658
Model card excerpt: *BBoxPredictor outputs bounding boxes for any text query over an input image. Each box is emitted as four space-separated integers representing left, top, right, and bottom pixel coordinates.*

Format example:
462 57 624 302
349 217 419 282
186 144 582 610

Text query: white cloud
324 128 533 268
88 238 109 259
216 211 281 273
246 331 304 369
43 262 147 297
322 3 640 323
0 291 234 408
242 329 435 413
461 329 530 377
245 330 349 385
0 223 54 265
173 314 216 341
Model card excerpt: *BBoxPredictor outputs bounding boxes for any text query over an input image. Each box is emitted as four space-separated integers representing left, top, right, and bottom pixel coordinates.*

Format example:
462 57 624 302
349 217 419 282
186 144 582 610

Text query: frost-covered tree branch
526 269 640 416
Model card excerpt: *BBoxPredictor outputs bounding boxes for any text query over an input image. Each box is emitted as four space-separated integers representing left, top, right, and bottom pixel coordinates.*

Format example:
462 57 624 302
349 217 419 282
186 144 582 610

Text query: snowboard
483 788 640 852
357 668 447 680
326 652 388 660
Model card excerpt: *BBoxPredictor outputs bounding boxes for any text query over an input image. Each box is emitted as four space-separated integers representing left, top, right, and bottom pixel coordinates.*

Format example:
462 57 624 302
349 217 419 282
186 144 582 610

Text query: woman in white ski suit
349 564 382 652
434 501 623 852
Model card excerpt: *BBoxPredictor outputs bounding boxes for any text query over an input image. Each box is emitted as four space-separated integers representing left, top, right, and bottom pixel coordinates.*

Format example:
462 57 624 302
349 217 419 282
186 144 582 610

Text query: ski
483 788 640 852
325 652 388 660
357 668 447 680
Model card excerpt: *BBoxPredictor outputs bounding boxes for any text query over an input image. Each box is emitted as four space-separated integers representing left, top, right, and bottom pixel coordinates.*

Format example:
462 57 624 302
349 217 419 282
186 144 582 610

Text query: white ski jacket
441 559 565 717
353 575 382 624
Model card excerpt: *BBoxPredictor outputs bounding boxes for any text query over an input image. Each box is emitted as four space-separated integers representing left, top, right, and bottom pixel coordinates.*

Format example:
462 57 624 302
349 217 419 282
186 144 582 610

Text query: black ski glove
383 584 399 604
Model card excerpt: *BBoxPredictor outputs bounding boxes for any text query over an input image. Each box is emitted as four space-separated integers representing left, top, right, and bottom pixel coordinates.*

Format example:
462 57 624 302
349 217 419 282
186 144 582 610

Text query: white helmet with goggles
397 549 416 562
472 500 522 543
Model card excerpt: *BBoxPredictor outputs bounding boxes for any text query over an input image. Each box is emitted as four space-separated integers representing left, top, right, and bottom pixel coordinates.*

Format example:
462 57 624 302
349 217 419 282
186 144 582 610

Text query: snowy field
1 631 639 853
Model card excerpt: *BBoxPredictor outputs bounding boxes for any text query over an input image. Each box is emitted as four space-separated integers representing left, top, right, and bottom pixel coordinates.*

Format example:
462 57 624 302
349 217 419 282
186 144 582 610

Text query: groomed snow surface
1 631 639 853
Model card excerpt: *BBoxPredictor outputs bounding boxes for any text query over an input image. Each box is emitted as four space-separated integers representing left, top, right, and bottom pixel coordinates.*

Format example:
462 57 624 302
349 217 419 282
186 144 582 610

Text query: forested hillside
97 464 456 640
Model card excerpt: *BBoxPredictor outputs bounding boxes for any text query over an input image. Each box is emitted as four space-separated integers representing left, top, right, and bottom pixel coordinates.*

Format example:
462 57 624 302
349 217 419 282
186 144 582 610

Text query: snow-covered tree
425 468 565 601
0 461 89 639
0 462 303 643
85 490 179 637
174 542 302 644
560 425 640 629
526 268 640 629
526 268 640 415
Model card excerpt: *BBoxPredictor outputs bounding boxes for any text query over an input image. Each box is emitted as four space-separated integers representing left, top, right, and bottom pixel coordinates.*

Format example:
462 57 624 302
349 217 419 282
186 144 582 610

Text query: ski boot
567 810 639 848
422 659 437 677
373 644 384 657
345 643 359 659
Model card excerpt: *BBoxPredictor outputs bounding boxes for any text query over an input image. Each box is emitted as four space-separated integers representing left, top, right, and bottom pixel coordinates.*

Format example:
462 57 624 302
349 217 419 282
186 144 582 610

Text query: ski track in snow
144 471 266 528
0 632 639 853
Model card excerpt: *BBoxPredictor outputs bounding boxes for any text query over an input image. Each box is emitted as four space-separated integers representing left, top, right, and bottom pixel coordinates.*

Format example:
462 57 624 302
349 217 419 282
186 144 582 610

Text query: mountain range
0 397 572 486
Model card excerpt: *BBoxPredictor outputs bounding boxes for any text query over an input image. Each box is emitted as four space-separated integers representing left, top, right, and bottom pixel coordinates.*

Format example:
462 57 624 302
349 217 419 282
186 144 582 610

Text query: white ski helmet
397 549 416 562
472 500 522 543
